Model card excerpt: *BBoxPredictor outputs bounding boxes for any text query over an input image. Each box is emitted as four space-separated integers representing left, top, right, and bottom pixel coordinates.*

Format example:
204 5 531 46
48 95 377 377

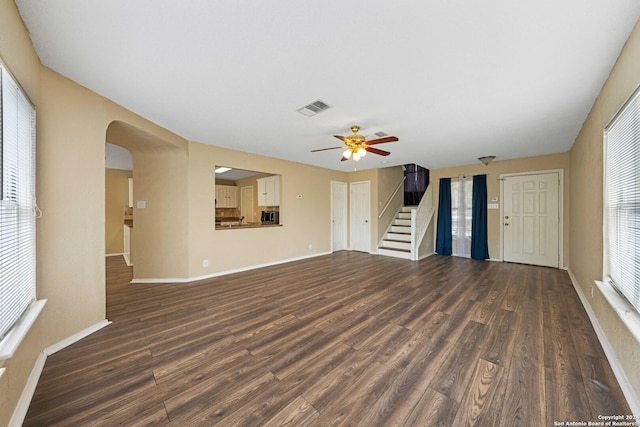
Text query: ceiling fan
311 125 398 162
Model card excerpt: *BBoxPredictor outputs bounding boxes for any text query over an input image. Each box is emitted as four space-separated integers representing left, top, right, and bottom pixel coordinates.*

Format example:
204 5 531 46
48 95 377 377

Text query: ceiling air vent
374 131 388 137
297 99 332 117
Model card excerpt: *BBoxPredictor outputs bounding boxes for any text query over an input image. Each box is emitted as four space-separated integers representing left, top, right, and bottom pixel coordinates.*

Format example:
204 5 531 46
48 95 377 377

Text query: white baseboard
9 319 111 427
131 251 333 284
44 319 111 356
416 251 435 261
105 252 124 257
9 351 46 427
567 269 640 415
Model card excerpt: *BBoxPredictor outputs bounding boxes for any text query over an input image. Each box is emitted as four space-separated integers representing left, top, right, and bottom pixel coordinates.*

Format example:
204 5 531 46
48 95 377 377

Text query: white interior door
241 186 254 222
331 181 348 252
350 181 371 253
503 172 560 268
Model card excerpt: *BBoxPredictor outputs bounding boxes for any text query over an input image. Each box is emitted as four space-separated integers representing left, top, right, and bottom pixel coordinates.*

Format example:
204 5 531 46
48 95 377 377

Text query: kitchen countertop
215 222 282 230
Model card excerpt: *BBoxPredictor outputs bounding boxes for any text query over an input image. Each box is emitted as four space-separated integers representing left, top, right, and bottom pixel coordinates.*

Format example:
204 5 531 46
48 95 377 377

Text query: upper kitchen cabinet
257 175 280 206
216 185 238 208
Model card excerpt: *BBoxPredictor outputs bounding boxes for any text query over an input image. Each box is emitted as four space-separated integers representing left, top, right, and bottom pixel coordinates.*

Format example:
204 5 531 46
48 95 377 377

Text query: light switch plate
137 200 146 209
487 203 499 209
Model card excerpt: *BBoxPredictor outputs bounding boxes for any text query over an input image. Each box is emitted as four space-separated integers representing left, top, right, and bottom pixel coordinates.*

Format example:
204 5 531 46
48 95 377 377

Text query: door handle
365 220 368 223
505 216 509 219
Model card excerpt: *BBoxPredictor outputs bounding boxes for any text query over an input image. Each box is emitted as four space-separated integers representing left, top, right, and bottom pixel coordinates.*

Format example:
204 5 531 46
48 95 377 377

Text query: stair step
390 225 411 233
378 247 412 259
378 205 418 261
381 240 411 250
385 232 411 242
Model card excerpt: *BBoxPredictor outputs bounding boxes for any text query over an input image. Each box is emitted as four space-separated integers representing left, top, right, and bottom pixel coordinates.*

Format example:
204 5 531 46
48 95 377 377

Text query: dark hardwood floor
24 252 630 426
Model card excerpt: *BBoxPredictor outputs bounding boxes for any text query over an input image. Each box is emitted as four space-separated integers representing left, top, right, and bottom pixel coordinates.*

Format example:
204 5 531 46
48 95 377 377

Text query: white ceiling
105 143 133 170
215 168 263 182
15 1 640 172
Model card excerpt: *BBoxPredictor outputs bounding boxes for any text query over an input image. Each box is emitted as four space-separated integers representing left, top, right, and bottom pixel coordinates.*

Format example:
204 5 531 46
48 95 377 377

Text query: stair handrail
378 176 406 219
410 184 434 260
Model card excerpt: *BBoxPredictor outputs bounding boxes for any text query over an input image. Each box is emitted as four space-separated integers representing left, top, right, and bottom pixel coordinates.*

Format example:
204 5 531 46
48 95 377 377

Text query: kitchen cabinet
216 185 238 208
257 175 280 206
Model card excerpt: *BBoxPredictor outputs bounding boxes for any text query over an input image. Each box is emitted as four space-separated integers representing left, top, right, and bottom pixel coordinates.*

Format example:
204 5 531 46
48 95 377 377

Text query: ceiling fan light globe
357 147 366 157
343 149 352 159
353 153 361 161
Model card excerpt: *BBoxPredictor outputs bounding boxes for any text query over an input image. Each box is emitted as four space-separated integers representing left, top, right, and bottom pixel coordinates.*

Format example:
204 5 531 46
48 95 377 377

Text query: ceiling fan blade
366 146 391 156
365 136 398 145
334 135 347 142
341 155 349 161
311 146 344 152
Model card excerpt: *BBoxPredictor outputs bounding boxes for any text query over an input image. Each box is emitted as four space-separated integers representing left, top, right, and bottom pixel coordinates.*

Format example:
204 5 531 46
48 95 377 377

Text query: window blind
0 65 36 340
604 86 640 314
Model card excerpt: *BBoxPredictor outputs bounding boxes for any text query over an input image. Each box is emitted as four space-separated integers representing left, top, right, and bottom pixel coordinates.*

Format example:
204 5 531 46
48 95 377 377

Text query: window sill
0 299 47 360
595 281 640 343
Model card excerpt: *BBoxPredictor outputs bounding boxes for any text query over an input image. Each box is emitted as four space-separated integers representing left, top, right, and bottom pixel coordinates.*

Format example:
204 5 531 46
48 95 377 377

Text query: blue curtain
471 174 490 260
435 178 452 255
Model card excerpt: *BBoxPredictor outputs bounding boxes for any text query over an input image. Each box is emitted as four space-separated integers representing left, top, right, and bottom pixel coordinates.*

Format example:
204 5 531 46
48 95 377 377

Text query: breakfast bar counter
214 222 282 230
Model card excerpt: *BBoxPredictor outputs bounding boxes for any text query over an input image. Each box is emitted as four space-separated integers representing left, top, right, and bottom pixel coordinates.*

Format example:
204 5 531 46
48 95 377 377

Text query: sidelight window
451 177 473 257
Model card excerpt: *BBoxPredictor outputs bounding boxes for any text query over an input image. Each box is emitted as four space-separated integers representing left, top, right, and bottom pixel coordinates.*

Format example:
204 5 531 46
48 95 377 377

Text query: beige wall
570 20 640 405
430 152 571 264
130 144 190 279
1 0 638 421
105 168 132 254
106 121 192 280
376 166 405 244
187 142 348 277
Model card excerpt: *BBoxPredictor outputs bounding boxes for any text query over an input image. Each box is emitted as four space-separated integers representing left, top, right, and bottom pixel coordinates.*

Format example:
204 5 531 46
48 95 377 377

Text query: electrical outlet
308 244 313 250
203 260 209 267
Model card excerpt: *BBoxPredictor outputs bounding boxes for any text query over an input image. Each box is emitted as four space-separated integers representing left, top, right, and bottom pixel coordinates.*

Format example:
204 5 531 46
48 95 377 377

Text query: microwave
261 210 279 224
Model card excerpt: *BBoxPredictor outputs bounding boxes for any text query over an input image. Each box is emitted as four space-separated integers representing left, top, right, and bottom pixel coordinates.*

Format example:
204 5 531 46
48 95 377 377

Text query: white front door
331 181 348 252
503 172 560 268
350 181 371 253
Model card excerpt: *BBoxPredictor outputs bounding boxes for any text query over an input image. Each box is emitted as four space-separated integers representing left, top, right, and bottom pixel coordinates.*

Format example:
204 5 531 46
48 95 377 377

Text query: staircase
378 206 416 260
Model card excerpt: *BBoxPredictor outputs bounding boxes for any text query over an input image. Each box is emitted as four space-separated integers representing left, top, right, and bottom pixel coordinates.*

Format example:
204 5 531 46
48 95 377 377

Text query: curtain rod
436 173 488 180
